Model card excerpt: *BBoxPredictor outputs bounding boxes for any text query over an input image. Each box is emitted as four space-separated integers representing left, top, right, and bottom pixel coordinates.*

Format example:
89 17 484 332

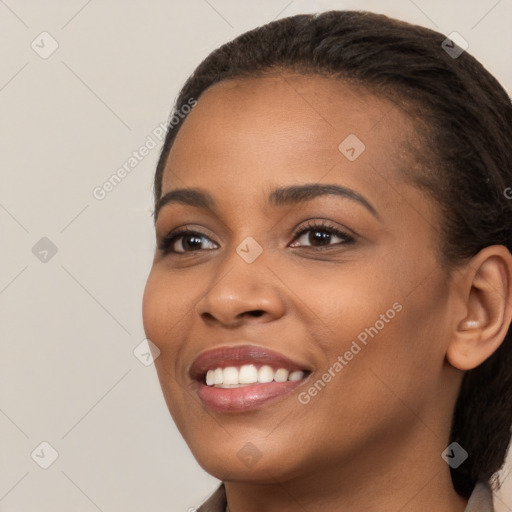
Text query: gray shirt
197 480 494 512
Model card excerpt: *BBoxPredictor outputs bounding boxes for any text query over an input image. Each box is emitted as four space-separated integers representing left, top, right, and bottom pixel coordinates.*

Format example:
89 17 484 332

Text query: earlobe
446 245 512 371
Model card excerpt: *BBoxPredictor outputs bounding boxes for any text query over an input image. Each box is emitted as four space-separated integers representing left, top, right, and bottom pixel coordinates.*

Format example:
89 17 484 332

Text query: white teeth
213 368 223 385
258 365 274 383
239 364 258 384
223 367 239 385
274 368 289 382
204 364 307 387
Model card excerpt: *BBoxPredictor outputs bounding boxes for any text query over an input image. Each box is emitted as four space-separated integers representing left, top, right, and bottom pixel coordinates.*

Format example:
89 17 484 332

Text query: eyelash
158 220 356 255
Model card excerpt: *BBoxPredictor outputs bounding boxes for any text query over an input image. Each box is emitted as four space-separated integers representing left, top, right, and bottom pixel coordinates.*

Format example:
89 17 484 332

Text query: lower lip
195 379 306 412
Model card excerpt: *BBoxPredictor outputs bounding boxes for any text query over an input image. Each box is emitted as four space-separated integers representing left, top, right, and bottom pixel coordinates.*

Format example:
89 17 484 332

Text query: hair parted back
153 10 512 498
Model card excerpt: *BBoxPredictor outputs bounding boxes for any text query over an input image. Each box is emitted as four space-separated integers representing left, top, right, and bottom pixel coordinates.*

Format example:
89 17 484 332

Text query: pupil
184 235 202 250
311 230 330 246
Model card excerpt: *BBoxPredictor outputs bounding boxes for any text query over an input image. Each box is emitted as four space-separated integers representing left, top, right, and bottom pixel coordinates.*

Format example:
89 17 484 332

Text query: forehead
162 74 418 203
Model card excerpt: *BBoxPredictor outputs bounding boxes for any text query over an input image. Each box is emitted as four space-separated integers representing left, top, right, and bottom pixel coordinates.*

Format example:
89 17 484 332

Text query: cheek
141 270 163 344
289 260 402 350
141 269 194 424
296 253 448 397
332 276 450 414
142 267 195 345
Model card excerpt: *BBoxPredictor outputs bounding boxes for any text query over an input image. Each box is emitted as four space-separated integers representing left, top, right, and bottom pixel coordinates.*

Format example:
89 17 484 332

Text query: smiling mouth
190 344 313 412
204 364 309 388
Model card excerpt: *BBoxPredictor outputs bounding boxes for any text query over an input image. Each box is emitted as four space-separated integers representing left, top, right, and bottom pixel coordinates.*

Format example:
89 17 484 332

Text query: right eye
158 228 219 255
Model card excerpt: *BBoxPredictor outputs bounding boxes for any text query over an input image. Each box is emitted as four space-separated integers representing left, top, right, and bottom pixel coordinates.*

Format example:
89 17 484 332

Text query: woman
142 10 512 512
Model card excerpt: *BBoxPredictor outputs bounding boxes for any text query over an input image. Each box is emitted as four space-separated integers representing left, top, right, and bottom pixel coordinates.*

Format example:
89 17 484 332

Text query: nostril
248 310 265 317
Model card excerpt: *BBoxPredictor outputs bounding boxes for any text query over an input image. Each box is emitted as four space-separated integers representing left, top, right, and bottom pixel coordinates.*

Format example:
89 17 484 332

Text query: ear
446 245 512 371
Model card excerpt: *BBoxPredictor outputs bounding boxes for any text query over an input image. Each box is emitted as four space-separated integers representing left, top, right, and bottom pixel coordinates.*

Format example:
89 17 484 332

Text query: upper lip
189 344 312 381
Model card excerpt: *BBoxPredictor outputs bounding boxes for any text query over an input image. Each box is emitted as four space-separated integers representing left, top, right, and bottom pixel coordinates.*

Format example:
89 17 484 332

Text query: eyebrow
155 183 379 220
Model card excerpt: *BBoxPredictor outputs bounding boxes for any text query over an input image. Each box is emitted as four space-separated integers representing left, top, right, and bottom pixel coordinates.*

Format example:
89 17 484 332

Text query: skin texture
142 75 512 511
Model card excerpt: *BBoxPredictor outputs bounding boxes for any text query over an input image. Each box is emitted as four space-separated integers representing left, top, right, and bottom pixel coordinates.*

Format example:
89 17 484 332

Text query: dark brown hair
153 10 512 498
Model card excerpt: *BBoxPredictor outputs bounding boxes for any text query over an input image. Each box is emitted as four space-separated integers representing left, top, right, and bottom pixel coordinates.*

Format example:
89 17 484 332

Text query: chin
187 433 312 485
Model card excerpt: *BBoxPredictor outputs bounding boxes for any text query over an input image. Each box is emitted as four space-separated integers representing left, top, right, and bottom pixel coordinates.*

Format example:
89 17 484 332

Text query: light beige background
0 0 511 510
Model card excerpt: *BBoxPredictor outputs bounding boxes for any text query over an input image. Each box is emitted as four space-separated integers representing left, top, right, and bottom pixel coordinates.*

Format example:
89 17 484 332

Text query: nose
194 254 286 328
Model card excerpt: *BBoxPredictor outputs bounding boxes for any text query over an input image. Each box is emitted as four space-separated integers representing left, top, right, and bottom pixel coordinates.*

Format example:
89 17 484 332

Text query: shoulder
465 481 495 512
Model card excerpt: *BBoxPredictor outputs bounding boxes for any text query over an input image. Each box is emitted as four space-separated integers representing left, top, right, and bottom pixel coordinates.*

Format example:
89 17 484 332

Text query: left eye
289 223 355 249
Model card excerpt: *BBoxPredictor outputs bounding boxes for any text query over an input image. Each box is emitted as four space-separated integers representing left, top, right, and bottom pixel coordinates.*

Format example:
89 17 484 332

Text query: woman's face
142 75 462 483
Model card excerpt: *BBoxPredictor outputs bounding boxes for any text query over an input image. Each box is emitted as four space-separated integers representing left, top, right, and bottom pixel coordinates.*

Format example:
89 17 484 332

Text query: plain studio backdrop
0 0 511 510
